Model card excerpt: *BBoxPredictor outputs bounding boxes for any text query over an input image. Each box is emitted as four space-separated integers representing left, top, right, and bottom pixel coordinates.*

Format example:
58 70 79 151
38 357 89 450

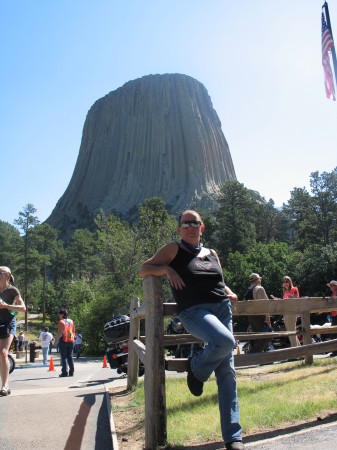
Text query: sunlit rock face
46 74 236 234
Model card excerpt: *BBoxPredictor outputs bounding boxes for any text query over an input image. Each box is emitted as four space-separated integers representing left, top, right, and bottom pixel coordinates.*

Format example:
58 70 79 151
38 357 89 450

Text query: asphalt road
0 353 127 450
4 351 337 450
245 421 337 450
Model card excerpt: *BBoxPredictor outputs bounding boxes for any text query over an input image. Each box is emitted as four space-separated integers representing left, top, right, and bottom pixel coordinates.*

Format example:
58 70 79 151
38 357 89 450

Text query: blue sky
1 1 336 226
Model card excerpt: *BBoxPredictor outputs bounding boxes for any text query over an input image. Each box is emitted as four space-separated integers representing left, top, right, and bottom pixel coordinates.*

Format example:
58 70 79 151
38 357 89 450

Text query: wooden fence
127 276 337 449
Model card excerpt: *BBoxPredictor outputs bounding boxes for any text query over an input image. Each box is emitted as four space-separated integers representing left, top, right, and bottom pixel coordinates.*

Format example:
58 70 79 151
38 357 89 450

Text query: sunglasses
179 220 201 228
0 272 7 276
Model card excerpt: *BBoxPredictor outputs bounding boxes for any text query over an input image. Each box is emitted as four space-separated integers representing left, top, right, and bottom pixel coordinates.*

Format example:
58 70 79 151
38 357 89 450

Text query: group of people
1 207 336 449
244 273 300 352
39 313 82 374
244 274 337 353
38 324 82 366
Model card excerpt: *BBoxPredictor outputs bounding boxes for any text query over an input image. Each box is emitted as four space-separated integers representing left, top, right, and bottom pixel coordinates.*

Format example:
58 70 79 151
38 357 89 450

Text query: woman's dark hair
283 276 294 290
59 308 68 318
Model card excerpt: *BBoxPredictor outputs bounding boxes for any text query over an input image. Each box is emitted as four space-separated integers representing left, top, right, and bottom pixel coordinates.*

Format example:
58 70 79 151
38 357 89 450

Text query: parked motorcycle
103 314 145 376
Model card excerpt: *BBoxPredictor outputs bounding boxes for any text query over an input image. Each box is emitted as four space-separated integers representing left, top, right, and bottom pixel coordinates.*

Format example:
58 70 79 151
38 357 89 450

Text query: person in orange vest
54 309 75 377
282 276 300 347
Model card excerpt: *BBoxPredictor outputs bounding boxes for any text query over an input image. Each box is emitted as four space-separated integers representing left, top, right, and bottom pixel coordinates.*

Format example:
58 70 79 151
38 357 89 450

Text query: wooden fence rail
127 276 337 449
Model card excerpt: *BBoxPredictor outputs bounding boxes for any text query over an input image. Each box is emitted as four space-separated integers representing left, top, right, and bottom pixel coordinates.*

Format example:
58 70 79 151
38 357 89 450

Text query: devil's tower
47 73 236 234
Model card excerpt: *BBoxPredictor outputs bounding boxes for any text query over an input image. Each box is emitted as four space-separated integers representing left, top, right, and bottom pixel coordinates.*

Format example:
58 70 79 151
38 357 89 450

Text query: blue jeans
59 340 74 375
178 301 242 443
42 347 49 364
75 344 81 358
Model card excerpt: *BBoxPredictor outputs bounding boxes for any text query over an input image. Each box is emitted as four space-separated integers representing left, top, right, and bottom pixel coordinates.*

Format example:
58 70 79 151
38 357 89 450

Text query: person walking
139 210 245 450
74 331 82 359
54 309 75 377
18 331 25 351
38 327 54 365
0 266 26 396
244 273 271 353
282 276 300 347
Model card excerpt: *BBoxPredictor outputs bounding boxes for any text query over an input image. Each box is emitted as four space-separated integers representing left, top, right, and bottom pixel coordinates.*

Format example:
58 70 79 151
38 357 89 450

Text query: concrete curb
105 384 119 450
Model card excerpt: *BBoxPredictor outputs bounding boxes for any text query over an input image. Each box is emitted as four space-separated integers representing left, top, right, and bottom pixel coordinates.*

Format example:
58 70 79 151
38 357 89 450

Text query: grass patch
14 312 56 343
111 358 337 448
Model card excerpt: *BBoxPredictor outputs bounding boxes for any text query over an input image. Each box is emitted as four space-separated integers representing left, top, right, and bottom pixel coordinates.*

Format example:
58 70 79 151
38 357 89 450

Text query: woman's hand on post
165 266 185 290
227 293 238 303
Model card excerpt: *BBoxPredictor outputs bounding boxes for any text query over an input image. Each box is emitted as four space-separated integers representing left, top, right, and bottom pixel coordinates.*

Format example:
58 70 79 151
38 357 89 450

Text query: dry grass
110 357 337 449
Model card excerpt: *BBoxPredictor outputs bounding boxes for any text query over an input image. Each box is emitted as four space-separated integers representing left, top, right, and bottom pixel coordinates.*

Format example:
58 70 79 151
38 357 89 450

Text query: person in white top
39 327 54 365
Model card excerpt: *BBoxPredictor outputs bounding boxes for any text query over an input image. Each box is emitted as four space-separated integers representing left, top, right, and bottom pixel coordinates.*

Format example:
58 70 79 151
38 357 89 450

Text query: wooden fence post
302 312 313 365
127 297 141 390
143 276 167 449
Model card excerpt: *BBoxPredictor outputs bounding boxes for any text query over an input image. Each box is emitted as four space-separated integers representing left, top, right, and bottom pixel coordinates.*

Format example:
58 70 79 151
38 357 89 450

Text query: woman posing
139 210 244 450
282 276 300 347
0 266 26 396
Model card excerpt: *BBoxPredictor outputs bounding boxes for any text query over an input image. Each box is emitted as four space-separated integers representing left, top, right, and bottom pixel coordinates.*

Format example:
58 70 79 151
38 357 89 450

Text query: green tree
246 241 295 298
14 204 40 330
284 168 337 249
135 197 178 259
0 221 23 275
215 181 257 261
29 278 56 314
95 211 141 288
31 223 58 322
67 229 99 280
70 280 139 355
223 241 295 300
255 199 290 244
310 168 337 245
50 240 69 292
291 243 337 297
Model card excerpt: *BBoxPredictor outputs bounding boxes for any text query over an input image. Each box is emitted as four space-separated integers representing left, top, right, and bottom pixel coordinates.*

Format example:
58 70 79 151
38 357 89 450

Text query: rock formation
47 73 236 234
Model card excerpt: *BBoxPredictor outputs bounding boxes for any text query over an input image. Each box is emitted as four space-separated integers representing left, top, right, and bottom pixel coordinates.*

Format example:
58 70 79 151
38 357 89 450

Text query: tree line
0 168 336 354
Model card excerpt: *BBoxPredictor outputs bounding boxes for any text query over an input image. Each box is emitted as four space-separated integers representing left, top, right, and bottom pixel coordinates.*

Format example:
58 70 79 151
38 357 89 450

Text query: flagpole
323 1 337 88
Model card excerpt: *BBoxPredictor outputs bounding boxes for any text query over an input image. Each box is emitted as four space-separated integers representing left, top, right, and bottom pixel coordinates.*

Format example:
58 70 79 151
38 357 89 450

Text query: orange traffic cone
48 357 56 372
103 355 108 368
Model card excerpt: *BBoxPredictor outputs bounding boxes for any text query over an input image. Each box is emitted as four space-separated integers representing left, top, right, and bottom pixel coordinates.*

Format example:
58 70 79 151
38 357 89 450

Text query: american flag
322 12 336 100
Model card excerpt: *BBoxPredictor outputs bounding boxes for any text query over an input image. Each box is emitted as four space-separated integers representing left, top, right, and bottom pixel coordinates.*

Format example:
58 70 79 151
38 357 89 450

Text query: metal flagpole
323 1 337 88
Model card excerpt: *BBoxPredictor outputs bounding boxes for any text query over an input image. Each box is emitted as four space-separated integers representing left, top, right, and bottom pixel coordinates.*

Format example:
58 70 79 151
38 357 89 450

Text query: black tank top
168 245 228 312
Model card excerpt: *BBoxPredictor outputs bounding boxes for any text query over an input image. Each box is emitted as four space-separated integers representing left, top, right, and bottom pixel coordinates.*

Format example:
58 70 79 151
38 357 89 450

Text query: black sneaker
186 357 203 396
225 441 245 450
59 373 68 377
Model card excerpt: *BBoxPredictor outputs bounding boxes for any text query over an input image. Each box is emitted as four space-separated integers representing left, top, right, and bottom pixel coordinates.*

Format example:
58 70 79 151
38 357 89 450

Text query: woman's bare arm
139 242 185 290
